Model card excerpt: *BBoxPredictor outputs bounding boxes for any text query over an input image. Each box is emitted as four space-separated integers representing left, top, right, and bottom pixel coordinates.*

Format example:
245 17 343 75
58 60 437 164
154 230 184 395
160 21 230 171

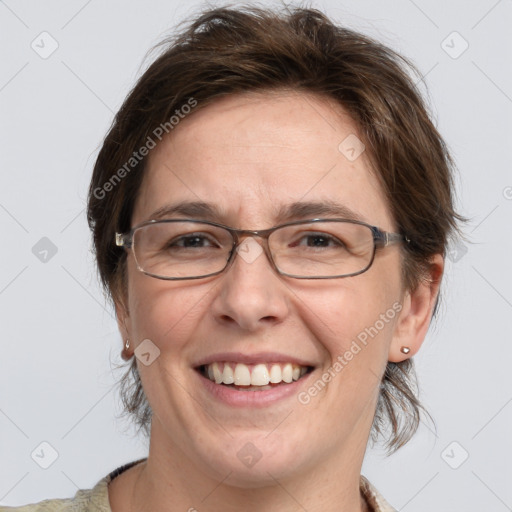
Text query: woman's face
119 91 413 485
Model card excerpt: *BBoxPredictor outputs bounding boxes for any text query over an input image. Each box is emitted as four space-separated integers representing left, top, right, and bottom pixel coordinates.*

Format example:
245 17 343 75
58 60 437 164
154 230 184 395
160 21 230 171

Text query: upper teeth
205 362 308 386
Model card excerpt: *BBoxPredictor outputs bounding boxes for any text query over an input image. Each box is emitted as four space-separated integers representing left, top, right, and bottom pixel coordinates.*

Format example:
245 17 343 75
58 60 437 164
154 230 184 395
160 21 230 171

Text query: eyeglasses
115 218 409 280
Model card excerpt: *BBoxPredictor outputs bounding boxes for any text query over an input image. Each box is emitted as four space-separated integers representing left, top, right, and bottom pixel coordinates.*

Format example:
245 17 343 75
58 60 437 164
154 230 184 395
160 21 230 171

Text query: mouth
196 361 314 391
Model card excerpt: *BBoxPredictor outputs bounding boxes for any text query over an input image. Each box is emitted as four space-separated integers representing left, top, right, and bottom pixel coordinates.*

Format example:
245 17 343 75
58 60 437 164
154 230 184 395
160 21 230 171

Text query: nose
210 236 290 331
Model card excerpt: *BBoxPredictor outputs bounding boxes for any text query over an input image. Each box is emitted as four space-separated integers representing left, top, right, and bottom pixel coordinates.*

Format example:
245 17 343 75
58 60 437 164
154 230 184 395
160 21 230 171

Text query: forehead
132 90 393 229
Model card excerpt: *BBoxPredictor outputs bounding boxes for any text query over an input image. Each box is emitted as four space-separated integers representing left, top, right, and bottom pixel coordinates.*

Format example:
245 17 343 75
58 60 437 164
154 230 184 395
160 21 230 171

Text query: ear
388 254 444 362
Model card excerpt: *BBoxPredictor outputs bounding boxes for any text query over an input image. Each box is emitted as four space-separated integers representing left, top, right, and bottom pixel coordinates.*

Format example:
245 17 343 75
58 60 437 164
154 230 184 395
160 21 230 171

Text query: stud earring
400 346 411 354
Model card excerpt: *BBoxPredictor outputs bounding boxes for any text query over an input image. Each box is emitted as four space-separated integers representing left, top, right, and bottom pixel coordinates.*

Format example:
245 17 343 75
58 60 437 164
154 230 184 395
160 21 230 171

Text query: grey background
1 0 511 510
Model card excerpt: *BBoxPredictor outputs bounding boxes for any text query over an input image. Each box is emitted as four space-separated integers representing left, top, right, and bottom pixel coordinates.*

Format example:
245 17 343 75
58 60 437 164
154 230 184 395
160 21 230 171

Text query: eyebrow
147 200 366 224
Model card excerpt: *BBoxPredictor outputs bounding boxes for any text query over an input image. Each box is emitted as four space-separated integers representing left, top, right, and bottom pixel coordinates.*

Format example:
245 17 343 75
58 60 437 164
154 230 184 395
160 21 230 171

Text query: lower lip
195 369 313 407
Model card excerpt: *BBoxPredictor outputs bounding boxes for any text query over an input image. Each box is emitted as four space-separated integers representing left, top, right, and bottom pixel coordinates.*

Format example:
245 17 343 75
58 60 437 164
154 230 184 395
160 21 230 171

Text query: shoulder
0 478 110 512
360 475 397 512
0 459 146 512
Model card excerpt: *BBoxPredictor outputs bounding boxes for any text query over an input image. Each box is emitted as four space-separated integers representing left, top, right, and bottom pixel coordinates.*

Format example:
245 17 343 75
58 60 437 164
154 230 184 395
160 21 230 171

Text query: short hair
87 4 462 453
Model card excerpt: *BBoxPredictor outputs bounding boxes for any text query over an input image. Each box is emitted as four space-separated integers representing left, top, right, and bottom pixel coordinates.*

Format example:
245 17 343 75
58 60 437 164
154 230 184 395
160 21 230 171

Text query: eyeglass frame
115 217 410 281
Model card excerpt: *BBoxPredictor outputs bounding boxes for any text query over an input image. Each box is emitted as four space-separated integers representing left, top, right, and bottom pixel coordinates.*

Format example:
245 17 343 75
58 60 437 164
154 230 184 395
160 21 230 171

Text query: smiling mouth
197 361 313 391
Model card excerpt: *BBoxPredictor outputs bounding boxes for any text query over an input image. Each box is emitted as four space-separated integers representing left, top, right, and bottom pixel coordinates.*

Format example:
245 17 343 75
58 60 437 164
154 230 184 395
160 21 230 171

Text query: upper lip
193 351 316 368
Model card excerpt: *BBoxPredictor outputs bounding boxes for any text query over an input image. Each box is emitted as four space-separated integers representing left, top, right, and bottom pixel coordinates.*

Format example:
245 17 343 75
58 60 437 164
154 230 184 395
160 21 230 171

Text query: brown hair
87 4 462 453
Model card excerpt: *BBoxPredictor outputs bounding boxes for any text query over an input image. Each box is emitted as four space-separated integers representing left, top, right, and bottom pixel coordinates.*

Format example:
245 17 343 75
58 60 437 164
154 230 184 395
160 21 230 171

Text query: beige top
0 459 397 511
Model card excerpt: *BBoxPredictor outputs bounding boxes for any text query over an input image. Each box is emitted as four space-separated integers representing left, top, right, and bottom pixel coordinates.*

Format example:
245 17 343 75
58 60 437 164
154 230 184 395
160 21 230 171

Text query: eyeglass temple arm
115 232 132 249
374 229 410 246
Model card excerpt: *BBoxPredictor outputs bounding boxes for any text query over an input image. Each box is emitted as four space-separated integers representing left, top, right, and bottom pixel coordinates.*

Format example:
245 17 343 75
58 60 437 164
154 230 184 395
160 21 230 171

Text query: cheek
298 274 400 346
292 277 403 410
126 262 219 359
302 284 401 402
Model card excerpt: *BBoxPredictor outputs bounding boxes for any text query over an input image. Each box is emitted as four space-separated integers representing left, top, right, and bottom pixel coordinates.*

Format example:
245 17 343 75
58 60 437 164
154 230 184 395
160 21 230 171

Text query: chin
196 439 308 488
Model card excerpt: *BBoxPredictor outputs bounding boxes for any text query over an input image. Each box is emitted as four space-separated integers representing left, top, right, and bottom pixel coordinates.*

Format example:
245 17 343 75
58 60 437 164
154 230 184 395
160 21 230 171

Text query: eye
166 233 221 249
289 232 347 249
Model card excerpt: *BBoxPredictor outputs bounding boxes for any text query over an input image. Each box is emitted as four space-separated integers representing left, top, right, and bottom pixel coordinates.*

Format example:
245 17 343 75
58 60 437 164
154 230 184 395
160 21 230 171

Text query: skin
109 90 443 512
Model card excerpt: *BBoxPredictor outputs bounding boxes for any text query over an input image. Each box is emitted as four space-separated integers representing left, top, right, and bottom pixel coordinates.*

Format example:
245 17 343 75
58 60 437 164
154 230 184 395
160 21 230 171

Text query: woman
3 5 461 512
